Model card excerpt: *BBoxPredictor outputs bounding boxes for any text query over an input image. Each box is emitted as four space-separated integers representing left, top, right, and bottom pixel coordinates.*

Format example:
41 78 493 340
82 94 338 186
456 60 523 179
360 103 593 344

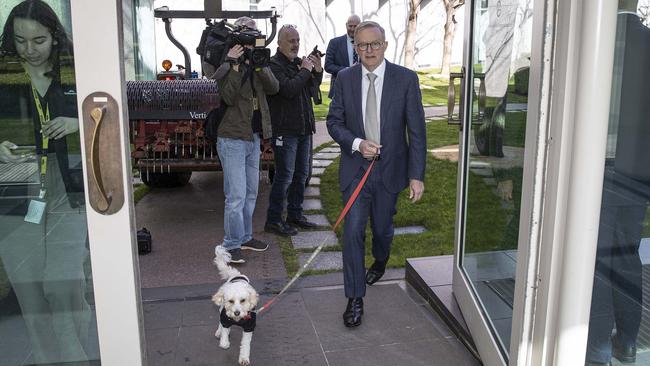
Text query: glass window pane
0 1 100 364
586 2 650 365
461 0 534 357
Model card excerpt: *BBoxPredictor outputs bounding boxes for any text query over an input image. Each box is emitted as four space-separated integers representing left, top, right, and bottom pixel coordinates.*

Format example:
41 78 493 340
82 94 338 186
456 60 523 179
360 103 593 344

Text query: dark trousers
342 164 399 298
267 135 311 223
587 181 647 363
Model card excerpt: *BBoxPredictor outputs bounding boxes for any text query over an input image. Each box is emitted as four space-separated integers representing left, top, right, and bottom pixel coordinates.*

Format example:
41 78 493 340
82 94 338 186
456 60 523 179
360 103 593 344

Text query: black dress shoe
365 260 386 285
343 297 363 327
612 335 636 363
264 221 298 236
585 362 611 366
287 215 318 228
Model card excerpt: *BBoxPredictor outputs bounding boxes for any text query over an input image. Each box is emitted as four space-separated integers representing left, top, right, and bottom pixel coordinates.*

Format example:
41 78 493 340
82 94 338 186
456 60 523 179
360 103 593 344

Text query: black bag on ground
137 227 152 255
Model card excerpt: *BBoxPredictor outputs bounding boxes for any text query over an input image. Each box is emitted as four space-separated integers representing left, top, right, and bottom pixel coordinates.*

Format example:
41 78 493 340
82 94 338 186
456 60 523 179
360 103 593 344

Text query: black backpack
204 104 226 142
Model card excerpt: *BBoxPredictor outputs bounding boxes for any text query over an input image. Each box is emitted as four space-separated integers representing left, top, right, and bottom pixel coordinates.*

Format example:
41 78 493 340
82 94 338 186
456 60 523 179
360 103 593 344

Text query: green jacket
211 62 279 140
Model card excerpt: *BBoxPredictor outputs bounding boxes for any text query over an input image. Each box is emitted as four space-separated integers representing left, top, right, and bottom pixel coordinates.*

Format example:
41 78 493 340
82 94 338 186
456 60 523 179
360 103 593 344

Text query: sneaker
241 238 269 252
227 248 245 264
612 334 637 363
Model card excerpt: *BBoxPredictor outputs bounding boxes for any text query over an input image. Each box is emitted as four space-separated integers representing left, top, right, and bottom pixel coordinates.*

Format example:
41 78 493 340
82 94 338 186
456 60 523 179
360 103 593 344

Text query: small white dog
213 246 259 366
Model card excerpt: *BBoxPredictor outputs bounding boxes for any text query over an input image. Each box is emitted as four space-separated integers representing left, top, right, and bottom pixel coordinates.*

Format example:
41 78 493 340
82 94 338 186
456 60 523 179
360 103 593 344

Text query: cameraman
205 17 279 263
264 24 323 236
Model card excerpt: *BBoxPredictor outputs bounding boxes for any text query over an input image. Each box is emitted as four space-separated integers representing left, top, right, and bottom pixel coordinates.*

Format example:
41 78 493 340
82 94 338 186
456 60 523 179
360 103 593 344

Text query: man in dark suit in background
586 1 650 365
326 21 426 328
324 14 360 99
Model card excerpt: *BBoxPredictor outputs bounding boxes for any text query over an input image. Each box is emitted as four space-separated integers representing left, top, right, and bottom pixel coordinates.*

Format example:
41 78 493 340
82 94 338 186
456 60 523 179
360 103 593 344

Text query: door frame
523 1 618 365
451 0 620 365
71 0 145 364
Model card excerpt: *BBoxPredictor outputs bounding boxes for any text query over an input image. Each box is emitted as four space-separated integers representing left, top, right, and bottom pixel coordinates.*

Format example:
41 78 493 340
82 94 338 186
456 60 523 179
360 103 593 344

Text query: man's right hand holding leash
359 139 381 160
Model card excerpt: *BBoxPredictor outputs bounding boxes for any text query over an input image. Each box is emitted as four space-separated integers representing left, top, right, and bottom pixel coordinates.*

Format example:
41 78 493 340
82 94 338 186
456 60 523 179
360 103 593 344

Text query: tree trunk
441 2 456 76
404 0 420 69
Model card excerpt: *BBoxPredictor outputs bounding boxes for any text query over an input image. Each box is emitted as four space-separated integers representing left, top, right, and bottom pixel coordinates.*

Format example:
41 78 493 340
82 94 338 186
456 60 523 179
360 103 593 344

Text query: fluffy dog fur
213 246 259 366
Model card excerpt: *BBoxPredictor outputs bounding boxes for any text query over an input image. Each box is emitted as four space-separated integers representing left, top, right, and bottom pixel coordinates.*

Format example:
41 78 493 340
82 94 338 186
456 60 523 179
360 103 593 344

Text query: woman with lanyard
0 0 91 364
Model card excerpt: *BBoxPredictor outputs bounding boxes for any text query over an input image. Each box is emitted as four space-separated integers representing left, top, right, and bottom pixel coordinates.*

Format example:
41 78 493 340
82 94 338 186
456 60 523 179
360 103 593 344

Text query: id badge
24 199 47 224
252 97 259 111
275 136 283 147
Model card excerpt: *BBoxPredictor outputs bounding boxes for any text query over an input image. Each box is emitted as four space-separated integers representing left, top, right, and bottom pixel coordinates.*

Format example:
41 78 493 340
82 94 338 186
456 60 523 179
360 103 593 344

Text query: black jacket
220 308 256 333
267 50 323 136
7 79 84 208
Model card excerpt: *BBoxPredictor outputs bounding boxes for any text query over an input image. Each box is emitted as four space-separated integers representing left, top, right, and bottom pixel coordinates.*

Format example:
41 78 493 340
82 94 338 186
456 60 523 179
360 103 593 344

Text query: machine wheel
142 172 192 188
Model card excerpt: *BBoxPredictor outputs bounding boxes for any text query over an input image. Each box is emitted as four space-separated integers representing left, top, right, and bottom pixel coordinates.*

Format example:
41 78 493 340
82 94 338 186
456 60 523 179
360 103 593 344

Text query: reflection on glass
0 0 99 364
586 1 650 365
461 0 533 356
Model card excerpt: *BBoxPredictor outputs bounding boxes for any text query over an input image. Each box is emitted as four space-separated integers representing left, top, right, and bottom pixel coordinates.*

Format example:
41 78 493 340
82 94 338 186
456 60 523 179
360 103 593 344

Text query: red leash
333 157 377 231
257 157 377 315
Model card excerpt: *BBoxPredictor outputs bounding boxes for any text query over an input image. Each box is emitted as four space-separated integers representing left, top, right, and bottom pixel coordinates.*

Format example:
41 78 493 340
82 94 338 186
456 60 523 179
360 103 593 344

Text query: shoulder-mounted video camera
197 20 271 68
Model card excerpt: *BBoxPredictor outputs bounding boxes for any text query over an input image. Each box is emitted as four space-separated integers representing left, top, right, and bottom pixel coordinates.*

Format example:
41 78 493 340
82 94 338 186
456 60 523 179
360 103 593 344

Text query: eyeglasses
356 41 384 52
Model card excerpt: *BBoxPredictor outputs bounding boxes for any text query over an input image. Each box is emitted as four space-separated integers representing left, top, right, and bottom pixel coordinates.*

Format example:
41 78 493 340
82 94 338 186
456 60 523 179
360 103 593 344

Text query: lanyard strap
30 81 50 195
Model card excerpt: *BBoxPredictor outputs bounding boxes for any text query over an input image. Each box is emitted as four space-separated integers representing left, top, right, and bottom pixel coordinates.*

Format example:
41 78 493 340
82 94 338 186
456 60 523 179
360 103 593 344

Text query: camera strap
245 66 259 111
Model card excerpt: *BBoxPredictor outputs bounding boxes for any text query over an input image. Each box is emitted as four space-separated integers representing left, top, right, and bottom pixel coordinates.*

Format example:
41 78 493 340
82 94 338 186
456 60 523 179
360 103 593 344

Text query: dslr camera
197 20 271 68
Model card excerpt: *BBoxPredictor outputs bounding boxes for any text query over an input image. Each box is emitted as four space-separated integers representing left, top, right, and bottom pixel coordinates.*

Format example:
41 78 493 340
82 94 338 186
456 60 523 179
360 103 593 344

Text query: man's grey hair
234 16 256 30
354 21 386 42
278 24 298 41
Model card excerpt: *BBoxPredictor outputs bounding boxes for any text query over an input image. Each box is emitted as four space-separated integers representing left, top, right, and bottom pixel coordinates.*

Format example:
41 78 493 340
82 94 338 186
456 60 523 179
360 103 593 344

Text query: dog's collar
228 275 250 284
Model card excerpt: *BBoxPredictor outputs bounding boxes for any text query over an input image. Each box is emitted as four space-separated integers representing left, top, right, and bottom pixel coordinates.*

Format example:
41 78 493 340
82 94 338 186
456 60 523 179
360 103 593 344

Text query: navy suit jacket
325 34 352 98
326 61 427 193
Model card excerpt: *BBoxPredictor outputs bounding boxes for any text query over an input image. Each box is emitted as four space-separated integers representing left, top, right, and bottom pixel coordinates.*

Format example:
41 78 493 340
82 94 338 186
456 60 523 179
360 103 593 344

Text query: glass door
451 0 535 364
0 0 144 365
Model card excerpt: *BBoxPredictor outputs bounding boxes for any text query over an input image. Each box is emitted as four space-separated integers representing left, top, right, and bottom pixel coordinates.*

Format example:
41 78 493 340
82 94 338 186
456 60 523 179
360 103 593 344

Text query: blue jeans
217 135 260 250
267 135 311 224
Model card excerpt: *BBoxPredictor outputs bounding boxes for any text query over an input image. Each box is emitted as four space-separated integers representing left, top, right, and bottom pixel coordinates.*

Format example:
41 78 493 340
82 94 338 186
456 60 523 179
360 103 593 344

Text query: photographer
264 24 323 236
205 17 279 263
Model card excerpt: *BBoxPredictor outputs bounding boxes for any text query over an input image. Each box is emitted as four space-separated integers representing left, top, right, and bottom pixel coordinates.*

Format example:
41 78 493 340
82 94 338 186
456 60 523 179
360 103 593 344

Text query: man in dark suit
586 1 650 365
326 21 426 327
324 14 360 99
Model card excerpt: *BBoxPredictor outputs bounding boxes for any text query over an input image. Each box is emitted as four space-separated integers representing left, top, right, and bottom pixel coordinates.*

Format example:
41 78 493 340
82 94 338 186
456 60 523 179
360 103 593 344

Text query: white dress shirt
352 60 386 153
347 36 355 66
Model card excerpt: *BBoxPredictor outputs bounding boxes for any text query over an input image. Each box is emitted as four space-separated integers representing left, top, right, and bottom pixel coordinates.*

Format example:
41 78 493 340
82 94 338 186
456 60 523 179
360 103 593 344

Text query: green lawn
317 119 517 270
503 111 527 147
0 117 82 153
